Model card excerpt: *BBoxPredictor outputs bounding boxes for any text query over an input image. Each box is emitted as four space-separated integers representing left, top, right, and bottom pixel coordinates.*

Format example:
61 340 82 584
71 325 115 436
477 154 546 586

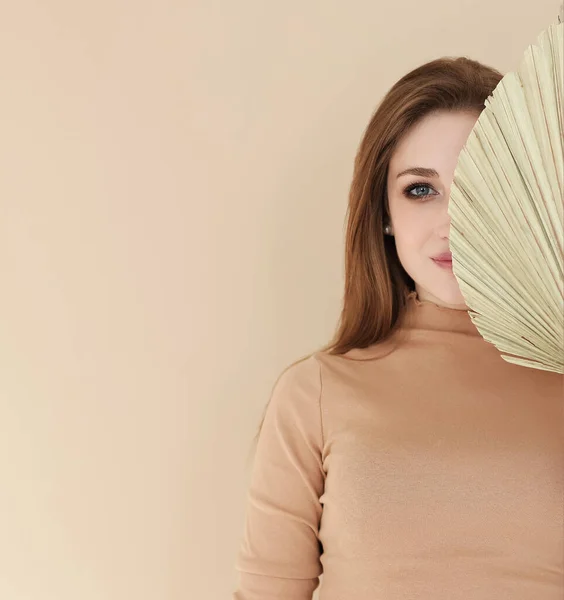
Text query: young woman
232 57 564 600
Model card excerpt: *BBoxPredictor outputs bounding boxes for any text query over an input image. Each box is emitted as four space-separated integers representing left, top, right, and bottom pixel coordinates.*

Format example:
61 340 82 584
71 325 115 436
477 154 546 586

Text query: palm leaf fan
448 10 564 374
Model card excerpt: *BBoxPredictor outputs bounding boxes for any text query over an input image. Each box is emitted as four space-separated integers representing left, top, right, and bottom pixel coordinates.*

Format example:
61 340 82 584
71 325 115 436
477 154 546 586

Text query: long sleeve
233 355 325 600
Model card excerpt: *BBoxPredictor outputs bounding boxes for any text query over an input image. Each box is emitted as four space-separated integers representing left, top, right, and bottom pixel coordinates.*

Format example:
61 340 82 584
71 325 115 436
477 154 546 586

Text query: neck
404 290 481 336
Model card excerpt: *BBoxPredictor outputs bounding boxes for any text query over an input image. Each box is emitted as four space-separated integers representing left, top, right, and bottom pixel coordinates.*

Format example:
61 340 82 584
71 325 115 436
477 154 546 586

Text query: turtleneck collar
403 290 481 337
341 290 485 361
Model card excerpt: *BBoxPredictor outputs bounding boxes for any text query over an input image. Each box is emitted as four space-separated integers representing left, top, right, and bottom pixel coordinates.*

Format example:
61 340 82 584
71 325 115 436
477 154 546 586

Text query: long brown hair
252 56 504 450
324 55 504 356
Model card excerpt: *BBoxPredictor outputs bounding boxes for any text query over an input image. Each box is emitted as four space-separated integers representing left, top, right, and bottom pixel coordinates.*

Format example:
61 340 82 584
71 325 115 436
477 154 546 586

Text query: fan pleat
449 19 564 373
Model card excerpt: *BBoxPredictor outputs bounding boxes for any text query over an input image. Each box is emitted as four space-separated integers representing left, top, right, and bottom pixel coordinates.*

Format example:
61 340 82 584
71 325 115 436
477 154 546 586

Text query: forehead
389 111 479 176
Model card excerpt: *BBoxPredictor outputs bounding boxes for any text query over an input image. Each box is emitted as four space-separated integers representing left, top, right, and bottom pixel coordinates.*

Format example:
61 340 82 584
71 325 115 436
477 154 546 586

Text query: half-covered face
386 109 480 310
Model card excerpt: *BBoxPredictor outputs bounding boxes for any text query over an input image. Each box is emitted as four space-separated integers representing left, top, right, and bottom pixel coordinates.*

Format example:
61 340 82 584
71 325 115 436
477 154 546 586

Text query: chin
407 257 469 308
442 291 467 307
417 268 468 308
432 284 468 308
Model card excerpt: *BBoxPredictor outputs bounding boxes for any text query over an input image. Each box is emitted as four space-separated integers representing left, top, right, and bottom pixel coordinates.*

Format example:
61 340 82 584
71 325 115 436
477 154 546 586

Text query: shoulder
264 353 323 424
260 353 324 445
271 353 322 404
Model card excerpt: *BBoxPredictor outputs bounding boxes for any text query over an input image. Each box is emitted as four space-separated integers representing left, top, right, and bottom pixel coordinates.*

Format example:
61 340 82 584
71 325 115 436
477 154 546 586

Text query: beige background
0 1 558 598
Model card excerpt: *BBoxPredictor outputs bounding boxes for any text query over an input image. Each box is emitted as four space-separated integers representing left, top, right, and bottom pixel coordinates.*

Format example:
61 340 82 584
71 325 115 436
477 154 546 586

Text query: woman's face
386 109 480 310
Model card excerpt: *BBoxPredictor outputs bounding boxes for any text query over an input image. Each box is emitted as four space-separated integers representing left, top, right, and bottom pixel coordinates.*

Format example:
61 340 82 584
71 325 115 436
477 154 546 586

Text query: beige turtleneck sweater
233 292 564 599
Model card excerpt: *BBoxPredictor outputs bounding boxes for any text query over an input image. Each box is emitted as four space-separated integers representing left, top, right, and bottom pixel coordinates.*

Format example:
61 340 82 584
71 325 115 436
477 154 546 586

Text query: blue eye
403 182 436 200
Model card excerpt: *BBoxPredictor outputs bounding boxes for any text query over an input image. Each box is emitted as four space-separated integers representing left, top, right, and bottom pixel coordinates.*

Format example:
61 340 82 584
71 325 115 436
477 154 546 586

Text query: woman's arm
233 355 325 600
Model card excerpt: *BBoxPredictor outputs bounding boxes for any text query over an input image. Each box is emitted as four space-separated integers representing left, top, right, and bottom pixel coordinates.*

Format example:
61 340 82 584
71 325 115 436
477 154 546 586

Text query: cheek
393 210 429 249
395 238 424 269
392 211 432 267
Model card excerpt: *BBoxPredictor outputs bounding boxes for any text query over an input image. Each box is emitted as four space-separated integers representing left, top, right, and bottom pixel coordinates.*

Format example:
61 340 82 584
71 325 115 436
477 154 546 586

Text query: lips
432 251 452 261
433 258 452 264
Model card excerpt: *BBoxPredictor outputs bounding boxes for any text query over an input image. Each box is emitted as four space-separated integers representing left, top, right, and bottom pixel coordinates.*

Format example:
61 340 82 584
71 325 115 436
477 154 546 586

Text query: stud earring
384 224 393 235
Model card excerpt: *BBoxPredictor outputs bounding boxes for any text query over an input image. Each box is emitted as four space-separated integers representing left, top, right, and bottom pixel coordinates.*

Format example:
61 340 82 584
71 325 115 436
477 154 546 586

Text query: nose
436 206 451 240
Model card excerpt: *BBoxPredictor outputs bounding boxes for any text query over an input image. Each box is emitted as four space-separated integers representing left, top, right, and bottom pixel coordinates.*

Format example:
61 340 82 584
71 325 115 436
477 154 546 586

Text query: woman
232 56 564 599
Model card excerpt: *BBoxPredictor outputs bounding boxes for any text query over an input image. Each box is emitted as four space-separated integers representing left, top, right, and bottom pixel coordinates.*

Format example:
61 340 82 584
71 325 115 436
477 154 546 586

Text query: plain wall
0 1 559 598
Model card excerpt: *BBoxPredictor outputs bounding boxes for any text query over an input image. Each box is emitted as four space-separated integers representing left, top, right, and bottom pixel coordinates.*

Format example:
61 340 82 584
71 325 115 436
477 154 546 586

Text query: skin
386 109 480 311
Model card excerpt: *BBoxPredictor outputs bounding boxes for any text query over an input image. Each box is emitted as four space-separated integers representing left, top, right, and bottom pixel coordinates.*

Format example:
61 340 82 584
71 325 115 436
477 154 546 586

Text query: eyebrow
396 167 439 179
